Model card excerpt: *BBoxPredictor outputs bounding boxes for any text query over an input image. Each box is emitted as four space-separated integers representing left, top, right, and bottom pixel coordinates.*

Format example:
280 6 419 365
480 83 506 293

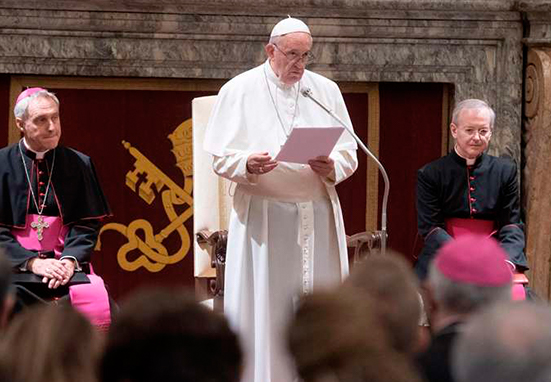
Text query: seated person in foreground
288 289 424 382
0 304 102 382
101 288 242 382
453 301 551 382
417 234 512 382
342 250 429 356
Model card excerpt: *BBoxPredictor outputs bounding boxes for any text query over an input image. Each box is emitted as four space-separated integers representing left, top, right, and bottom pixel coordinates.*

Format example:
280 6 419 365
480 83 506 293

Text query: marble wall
0 0 531 162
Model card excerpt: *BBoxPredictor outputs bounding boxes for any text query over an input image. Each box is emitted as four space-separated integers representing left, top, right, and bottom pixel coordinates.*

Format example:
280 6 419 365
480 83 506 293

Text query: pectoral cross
31 216 49 241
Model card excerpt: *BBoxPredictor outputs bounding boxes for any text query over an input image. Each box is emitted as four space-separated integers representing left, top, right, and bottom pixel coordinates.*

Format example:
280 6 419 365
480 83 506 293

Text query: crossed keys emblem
96 119 193 272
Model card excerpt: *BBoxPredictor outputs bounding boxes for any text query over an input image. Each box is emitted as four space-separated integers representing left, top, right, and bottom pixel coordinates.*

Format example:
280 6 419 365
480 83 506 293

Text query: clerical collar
452 146 484 167
22 138 50 160
264 60 297 90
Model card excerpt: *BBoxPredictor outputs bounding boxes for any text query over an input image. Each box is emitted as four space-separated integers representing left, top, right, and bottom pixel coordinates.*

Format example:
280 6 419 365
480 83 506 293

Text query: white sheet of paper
275 127 345 164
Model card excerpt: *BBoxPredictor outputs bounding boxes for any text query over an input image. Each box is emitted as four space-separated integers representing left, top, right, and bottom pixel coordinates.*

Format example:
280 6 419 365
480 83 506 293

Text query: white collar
454 145 477 166
23 138 49 159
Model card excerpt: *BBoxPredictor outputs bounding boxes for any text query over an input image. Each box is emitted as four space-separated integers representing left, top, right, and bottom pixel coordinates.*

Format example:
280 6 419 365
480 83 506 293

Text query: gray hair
14 90 59 121
453 301 551 382
451 99 496 129
428 260 511 315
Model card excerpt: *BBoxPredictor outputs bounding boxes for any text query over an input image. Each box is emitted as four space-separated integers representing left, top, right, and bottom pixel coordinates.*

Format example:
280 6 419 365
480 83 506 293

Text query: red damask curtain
56 88 214 300
379 82 445 261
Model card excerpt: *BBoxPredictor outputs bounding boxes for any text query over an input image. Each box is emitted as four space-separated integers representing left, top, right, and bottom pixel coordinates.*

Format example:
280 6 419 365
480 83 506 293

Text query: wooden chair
192 95 232 311
347 231 383 265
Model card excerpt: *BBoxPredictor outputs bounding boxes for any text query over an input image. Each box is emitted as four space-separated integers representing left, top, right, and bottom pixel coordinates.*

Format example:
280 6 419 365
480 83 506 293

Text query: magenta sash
445 217 526 300
445 218 496 238
11 215 68 256
11 214 111 328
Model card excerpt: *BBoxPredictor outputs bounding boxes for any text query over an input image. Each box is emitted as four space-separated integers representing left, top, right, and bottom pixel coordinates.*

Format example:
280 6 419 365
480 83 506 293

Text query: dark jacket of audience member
0 304 101 382
101 288 242 382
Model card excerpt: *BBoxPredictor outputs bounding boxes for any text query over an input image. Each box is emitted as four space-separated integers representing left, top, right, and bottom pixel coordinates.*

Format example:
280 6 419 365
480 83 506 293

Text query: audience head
101 287 242 382
453 301 551 382
288 289 423 382
343 251 421 355
0 304 101 382
428 235 511 319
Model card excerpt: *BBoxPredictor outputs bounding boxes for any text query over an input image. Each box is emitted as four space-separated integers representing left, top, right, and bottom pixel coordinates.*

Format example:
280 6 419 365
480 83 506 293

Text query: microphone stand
301 87 390 254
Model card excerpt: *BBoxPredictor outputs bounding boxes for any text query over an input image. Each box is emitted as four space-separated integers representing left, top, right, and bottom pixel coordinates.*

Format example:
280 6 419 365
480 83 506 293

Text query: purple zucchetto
435 234 512 287
15 87 46 106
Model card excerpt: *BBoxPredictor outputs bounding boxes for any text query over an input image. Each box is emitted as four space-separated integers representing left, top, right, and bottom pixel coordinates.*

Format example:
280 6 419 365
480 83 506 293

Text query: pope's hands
29 258 75 289
247 153 278 175
246 153 333 177
308 156 335 178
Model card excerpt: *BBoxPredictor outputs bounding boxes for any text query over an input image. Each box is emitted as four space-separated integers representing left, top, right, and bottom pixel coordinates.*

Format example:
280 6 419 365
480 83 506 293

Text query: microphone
301 87 390 255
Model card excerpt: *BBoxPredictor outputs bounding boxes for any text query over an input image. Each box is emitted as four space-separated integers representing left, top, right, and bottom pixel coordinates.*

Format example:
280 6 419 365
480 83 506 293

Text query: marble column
524 48 551 299
521 3 551 300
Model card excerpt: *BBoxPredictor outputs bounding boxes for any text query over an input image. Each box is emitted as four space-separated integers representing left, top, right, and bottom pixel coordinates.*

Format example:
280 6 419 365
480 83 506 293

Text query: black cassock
415 150 528 279
0 141 111 303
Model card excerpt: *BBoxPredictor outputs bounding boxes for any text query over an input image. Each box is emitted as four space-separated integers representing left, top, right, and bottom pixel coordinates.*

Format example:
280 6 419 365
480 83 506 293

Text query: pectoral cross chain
31 216 49 241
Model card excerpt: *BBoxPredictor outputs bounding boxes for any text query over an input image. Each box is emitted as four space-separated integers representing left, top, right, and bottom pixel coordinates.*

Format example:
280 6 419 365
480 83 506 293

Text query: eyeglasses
273 43 315 64
460 127 492 138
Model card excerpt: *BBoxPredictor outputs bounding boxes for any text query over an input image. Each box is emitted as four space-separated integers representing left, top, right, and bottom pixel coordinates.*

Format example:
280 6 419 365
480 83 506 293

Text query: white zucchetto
270 16 311 38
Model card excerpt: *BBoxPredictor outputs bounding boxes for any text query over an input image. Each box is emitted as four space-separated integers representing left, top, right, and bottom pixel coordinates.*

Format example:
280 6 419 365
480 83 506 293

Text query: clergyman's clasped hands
28 257 75 289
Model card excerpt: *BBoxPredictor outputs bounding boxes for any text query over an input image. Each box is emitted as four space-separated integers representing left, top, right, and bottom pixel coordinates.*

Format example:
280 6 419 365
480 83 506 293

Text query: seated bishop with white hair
203 16 358 382
0 87 112 330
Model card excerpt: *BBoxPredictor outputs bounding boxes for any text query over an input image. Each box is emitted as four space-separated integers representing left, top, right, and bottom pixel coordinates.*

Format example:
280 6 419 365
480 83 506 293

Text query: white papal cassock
204 60 358 382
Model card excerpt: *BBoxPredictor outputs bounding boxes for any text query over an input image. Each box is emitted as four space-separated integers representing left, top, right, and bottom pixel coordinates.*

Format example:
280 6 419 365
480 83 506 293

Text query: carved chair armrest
196 229 228 298
347 231 382 264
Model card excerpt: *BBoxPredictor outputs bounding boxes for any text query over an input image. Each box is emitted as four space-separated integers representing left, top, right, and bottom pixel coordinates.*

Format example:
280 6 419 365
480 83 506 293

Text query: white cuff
505 260 516 272
60 256 82 272
19 259 32 272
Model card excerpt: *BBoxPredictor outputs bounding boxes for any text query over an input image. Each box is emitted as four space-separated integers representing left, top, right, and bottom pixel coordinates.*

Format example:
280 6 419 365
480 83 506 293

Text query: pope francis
204 16 358 382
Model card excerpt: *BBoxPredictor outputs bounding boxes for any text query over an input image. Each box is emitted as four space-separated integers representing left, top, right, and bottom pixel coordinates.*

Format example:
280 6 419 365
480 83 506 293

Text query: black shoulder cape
0 142 111 228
